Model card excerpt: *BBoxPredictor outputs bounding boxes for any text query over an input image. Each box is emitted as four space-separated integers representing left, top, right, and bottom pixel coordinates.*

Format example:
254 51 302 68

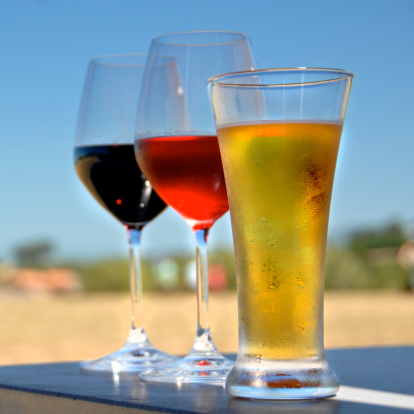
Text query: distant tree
349 223 406 252
14 241 55 267
73 259 130 292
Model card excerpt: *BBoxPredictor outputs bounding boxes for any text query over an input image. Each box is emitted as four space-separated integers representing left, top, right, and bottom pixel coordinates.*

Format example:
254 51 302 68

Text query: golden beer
217 121 342 360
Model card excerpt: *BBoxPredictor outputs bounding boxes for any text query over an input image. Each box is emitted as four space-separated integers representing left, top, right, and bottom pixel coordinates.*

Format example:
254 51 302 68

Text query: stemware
74 54 177 372
134 31 256 383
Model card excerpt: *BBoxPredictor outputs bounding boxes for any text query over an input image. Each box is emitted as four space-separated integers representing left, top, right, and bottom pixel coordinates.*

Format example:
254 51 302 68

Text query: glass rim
151 30 250 47
90 53 147 67
207 67 354 88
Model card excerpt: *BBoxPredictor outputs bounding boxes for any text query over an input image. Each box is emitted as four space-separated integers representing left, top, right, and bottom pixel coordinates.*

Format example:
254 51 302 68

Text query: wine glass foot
139 352 234 384
80 344 177 373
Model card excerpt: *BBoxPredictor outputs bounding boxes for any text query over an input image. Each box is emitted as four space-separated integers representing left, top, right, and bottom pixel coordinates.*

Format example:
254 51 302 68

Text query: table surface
0 347 413 414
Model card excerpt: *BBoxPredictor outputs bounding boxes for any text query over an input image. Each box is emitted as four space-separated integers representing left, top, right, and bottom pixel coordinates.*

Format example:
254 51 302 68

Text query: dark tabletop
0 347 413 413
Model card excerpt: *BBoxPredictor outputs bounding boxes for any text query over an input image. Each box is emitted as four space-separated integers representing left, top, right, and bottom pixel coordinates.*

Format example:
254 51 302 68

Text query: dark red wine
75 144 166 228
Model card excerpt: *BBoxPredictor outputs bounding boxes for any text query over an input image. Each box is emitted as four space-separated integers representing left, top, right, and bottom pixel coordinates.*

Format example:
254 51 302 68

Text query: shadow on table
327 346 414 414
328 346 413 394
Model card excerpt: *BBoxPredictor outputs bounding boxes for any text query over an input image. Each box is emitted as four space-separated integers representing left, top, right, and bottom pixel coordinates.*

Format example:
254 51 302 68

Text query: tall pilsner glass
135 31 256 383
75 54 177 372
208 68 353 399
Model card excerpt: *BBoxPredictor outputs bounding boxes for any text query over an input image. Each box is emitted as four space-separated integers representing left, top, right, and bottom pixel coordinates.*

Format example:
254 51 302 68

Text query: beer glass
208 68 353 399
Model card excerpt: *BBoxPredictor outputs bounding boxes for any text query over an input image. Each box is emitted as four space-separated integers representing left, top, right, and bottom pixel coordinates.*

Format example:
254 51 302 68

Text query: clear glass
134 31 256 383
74 54 177 372
208 68 353 398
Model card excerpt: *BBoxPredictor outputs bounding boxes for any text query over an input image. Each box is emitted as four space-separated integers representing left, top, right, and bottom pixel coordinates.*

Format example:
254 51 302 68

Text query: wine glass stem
194 228 210 339
127 226 149 344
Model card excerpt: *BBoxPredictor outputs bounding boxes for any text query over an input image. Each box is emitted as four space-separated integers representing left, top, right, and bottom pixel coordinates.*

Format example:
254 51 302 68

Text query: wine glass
134 31 256 383
74 53 177 372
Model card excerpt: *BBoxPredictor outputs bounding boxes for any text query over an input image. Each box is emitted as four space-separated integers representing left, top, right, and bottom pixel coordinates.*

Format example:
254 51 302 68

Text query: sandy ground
0 290 413 365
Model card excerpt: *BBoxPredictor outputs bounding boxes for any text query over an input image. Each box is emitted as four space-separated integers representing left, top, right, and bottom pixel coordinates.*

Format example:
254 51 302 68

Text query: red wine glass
134 32 256 383
74 54 177 372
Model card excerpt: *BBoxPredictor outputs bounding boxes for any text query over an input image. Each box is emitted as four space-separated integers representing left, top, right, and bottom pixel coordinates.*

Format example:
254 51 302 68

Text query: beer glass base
225 358 340 400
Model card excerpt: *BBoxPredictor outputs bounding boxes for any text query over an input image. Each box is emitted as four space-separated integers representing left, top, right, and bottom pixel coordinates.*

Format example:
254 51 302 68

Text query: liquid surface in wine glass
75 144 166 228
135 135 228 231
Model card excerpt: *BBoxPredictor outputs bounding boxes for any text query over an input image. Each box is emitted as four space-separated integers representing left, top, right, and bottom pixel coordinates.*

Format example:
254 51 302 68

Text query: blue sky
0 0 413 262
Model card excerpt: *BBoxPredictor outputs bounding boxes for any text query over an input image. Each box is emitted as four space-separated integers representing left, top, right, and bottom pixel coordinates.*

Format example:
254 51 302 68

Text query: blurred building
397 240 414 290
2 267 83 293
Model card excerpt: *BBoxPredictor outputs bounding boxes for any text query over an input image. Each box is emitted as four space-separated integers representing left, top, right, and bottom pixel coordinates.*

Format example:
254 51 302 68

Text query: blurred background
0 0 413 365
